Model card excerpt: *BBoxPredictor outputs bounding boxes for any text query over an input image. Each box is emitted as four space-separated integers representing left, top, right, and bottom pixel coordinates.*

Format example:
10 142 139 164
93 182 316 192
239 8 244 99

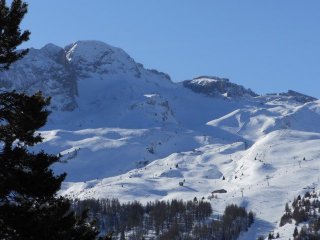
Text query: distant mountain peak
281 90 317 103
183 76 258 98
41 43 63 53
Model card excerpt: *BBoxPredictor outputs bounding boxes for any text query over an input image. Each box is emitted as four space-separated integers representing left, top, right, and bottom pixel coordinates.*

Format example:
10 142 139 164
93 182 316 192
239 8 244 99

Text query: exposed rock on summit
183 76 258 98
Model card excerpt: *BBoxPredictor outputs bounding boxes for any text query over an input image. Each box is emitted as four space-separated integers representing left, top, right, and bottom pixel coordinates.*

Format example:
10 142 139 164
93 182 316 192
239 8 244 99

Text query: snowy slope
1 40 319 239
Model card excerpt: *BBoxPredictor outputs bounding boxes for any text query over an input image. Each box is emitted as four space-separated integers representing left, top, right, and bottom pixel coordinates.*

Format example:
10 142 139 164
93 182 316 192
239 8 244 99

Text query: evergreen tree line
72 198 254 240
279 191 320 239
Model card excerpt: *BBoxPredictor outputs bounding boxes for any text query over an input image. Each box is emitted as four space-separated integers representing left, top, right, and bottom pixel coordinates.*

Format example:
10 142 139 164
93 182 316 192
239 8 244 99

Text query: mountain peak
65 40 119 62
183 76 258 98
63 40 143 79
0 40 173 111
281 90 317 103
41 43 63 53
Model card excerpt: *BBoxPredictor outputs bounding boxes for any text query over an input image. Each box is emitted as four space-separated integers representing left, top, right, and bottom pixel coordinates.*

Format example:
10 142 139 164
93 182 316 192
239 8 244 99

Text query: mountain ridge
1 40 315 113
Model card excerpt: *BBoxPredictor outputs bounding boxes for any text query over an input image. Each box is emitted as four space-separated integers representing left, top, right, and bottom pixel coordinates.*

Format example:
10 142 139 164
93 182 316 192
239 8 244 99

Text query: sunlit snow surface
51 98 320 239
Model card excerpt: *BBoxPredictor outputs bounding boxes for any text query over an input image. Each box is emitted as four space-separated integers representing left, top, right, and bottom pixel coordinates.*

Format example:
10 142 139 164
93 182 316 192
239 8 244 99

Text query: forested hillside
73 199 254 240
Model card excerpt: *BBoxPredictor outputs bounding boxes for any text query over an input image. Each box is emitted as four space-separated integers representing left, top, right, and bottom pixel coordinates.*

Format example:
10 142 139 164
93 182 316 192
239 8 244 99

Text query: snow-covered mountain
1 40 319 239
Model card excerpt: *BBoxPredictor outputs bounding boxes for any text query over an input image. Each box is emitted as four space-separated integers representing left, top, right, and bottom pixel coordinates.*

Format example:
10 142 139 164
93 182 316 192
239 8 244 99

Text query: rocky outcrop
280 90 317 103
0 44 78 111
183 76 258 98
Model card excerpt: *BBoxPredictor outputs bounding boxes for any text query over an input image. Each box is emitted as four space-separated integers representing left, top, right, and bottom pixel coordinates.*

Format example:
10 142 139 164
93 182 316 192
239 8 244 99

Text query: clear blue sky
20 0 320 98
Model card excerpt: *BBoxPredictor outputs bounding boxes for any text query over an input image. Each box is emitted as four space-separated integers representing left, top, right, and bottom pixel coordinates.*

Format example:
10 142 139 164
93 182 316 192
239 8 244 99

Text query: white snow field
1 40 319 239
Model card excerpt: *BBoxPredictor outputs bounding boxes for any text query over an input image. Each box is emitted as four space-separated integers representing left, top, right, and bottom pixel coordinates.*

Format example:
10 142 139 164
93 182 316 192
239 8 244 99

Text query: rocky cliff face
0 44 78 111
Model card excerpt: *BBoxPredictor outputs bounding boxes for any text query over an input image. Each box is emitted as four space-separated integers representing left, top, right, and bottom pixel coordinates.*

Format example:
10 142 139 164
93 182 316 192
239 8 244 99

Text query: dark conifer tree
0 0 30 70
293 226 298 238
248 211 254 225
0 1 99 239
